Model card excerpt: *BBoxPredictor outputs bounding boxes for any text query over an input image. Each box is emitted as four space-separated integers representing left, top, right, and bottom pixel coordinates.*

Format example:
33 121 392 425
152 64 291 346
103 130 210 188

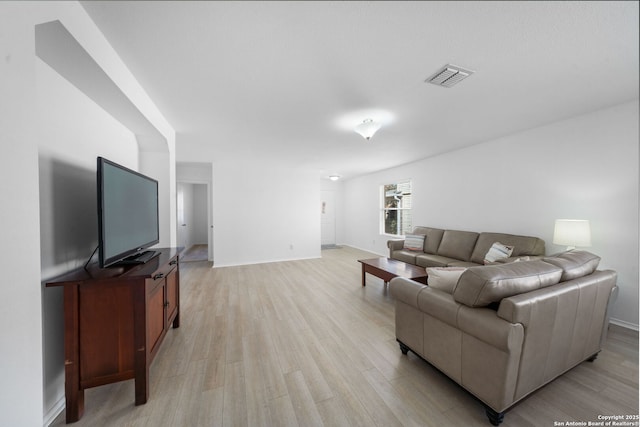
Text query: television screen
97 157 159 267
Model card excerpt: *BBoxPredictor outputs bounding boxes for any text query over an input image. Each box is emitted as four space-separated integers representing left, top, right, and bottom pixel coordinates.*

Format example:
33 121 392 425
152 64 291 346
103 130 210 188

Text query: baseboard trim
43 396 65 427
609 318 639 332
212 255 321 269
339 244 385 257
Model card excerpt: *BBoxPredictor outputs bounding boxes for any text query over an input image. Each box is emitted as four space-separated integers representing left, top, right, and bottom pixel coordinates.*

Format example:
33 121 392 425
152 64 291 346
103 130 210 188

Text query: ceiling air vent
426 64 474 88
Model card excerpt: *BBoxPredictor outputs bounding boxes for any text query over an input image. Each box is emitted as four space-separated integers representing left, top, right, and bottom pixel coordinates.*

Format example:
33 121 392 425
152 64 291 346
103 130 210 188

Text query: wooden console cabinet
46 247 181 423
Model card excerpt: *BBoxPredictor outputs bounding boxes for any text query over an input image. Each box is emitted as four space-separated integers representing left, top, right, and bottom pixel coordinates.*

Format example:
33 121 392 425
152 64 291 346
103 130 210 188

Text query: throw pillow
484 242 514 264
426 267 467 294
403 234 425 252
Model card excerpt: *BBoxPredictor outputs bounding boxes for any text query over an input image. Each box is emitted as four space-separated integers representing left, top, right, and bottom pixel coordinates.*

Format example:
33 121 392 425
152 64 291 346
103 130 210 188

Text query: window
381 180 412 236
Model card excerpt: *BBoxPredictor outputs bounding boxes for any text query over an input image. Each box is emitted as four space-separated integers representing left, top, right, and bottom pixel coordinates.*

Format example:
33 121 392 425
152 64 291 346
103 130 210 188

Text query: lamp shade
553 219 591 249
354 119 382 140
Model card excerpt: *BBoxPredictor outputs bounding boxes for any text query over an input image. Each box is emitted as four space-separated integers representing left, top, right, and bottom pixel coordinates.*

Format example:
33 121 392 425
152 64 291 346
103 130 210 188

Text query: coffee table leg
362 263 366 286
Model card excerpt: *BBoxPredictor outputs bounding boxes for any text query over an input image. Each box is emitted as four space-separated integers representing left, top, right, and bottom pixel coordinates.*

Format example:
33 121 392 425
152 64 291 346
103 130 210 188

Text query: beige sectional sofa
387 226 546 267
389 250 617 425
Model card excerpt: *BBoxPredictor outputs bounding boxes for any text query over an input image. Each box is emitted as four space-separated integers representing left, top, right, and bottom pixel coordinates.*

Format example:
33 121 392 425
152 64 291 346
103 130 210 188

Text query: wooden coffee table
358 257 427 287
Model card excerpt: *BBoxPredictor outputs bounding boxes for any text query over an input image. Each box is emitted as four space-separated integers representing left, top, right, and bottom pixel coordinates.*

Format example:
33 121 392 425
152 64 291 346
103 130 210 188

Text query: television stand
117 250 159 265
46 247 181 423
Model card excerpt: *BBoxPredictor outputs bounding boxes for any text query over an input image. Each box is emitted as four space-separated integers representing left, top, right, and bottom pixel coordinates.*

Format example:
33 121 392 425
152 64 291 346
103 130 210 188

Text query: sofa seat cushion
543 250 601 281
416 254 455 268
392 250 419 265
493 255 538 264
437 230 479 262
470 232 546 265
453 260 563 307
447 260 482 268
417 254 480 268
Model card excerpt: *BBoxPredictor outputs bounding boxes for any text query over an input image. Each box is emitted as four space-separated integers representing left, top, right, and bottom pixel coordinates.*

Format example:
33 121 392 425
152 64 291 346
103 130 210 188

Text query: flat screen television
97 157 160 267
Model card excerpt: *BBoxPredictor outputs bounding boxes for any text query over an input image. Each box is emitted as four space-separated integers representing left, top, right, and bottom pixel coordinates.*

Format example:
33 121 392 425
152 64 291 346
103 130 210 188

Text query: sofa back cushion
543 250 600 281
453 260 563 307
470 232 546 265
437 230 479 261
426 267 467 294
412 227 445 254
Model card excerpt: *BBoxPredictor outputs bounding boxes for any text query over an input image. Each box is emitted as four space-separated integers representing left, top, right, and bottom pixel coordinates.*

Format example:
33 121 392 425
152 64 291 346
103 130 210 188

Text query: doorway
321 189 337 249
177 182 210 262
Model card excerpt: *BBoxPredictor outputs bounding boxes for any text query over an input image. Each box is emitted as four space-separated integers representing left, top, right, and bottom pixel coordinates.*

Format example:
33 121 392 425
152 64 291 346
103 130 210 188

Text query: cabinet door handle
153 273 164 280
170 260 177 266
164 301 170 307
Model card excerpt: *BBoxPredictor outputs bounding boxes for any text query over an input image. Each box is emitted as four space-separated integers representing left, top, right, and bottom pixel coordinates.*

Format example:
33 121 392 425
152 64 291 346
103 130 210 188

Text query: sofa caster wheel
587 352 599 362
398 341 410 355
485 407 504 426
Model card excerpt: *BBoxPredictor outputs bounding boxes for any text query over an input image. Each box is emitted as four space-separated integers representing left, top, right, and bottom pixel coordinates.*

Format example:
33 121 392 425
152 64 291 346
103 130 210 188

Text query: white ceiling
81 1 639 180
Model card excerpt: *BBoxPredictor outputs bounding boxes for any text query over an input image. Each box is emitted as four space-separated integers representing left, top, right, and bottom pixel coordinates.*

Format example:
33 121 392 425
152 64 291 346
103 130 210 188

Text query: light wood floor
51 246 639 426
181 244 209 263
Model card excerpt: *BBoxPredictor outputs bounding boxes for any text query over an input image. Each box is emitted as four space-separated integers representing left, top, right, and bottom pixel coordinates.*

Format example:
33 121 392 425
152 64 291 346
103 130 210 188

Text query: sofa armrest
394 277 519 348
392 275 525 413
417 286 461 328
495 270 617 402
387 239 405 253
457 306 524 352
389 277 426 309
496 270 617 326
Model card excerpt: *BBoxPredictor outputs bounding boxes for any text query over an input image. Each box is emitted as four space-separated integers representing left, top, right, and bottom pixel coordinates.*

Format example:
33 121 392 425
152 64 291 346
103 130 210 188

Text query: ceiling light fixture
328 175 341 181
354 119 382 140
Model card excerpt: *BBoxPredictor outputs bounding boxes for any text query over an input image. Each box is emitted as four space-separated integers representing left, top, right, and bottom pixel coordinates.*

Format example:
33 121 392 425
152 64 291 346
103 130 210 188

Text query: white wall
140 151 176 248
38 60 139 279
213 159 321 266
177 145 321 266
321 179 346 245
38 58 140 421
0 3 176 425
344 101 639 328
176 162 214 183
0 5 44 426
176 162 213 259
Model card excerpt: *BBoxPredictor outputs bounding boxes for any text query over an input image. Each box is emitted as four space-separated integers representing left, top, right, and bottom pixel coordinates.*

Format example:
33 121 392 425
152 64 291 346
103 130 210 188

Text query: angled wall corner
34 19 177 248
34 20 167 151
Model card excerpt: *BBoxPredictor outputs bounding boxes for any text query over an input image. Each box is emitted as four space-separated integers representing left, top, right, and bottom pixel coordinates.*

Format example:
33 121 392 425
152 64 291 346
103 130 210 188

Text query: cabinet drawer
146 264 177 294
148 257 178 286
